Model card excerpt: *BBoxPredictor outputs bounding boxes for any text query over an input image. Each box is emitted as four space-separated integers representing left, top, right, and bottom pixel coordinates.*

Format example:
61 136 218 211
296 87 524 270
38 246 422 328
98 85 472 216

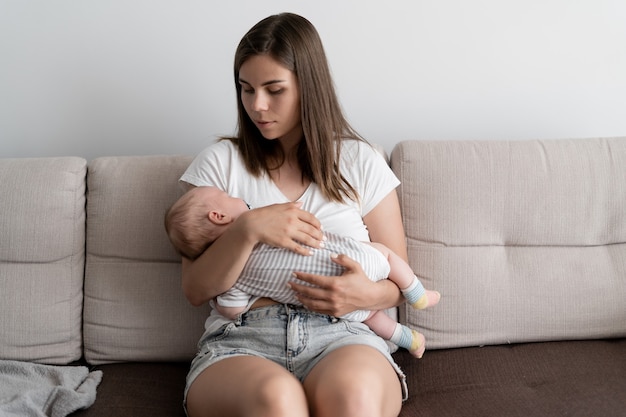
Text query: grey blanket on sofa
0 360 102 417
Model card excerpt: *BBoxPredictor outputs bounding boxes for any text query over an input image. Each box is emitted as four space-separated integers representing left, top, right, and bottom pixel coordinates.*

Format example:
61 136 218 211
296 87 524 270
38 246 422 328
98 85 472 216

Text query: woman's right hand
182 201 323 306
235 201 325 255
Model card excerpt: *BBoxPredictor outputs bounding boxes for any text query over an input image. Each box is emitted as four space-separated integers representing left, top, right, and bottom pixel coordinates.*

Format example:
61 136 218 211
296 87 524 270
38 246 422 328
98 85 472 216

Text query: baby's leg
363 310 426 358
214 303 247 320
215 288 251 320
368 242 440 310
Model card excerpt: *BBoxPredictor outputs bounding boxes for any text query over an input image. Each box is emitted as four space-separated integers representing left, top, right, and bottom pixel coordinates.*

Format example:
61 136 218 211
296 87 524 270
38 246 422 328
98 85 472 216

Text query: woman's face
238 54 302 146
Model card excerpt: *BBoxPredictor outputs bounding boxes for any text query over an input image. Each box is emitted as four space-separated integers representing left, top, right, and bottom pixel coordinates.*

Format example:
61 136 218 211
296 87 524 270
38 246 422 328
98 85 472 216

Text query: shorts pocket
341 319 374 336
197 322 236 352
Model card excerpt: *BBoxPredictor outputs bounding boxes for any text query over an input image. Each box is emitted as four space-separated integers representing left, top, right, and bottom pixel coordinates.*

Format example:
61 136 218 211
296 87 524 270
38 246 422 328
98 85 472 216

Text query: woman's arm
182 202 324 306
364 188 408 262
290 190 407 316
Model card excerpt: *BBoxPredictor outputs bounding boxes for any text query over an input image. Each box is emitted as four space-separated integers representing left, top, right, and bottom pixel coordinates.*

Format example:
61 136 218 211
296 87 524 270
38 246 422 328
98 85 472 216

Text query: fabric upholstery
72 340 626 417
395 339 626 417
391 138 626 349
71 362 188 417
83 155 209 364
0 157 86 364
3 139 625 417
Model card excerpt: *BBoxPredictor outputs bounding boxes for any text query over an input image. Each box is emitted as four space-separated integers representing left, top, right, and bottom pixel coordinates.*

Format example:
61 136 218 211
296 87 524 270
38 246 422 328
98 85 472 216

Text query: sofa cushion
395 339 626 417
83 155 209 364
0 157 86 364
391 138 626 349
71 339 626 417
71 362 189 417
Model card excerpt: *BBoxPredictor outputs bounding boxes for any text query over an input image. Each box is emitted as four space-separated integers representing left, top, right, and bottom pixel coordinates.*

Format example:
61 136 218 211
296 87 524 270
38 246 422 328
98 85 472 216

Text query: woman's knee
251 372 309 417
304 346 403 417
187 356 308 417
310 376 401 417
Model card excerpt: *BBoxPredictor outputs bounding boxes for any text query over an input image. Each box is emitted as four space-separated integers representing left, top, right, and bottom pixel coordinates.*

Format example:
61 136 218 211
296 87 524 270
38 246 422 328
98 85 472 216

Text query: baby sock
401 276 428 309
390 323 425 358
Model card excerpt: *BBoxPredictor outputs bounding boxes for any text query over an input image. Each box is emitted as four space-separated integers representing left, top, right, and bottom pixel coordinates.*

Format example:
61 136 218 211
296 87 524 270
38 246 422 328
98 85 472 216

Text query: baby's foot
410 290 441 310
409 330 426 358
401 276 441 310
391 325 427 358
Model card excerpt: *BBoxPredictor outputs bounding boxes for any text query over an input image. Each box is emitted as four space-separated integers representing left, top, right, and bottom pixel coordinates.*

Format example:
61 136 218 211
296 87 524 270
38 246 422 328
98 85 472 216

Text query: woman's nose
252 93 269 112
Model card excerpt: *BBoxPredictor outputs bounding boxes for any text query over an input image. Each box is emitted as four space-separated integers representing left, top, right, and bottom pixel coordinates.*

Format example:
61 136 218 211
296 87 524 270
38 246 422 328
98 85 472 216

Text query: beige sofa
1 138 625 416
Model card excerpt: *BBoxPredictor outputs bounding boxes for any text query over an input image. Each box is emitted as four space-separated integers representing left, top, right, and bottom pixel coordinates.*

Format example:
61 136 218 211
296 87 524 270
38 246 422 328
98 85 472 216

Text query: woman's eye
269 89 284 95
242 88 254 94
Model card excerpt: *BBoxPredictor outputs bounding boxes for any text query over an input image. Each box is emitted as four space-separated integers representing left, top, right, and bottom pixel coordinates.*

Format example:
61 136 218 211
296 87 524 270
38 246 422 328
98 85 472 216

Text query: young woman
179 13 409 417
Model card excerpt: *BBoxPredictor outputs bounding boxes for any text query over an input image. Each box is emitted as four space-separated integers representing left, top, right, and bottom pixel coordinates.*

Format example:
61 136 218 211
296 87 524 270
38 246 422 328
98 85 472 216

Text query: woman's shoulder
340 139 388 168
340 138 371 152
189 139 243 168
181 139 242 187
195 138 238 159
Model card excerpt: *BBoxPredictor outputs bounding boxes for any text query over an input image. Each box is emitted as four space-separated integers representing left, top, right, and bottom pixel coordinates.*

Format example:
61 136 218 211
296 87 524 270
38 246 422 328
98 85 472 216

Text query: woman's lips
256 120 274 129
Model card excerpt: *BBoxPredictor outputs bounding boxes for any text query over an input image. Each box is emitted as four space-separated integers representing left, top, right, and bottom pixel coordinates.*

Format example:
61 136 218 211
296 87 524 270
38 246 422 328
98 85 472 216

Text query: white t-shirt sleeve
179 140 236 190
341 141 400 217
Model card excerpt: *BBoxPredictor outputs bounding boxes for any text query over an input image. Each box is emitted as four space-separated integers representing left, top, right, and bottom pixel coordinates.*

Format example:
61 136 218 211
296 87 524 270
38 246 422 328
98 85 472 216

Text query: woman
180 13 409 417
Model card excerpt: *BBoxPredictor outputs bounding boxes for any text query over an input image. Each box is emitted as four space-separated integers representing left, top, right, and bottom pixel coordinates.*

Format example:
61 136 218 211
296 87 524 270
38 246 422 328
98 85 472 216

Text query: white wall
1 0 625 160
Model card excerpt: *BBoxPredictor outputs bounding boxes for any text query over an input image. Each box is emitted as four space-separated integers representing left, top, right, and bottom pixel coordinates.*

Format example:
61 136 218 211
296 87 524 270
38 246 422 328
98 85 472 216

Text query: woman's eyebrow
238 77 286 86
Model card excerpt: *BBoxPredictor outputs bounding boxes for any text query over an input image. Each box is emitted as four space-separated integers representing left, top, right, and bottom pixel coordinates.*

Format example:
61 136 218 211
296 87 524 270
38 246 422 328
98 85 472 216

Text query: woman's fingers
244 202 324 253
290 254 369 316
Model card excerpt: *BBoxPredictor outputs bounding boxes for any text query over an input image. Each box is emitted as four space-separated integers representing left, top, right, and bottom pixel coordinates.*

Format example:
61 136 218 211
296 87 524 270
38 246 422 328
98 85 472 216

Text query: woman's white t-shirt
180 139 400 242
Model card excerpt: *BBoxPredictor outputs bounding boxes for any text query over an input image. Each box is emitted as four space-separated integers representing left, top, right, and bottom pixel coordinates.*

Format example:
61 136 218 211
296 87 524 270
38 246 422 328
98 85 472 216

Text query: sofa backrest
83 155 209 364
0 157 86 364
391 137 626 349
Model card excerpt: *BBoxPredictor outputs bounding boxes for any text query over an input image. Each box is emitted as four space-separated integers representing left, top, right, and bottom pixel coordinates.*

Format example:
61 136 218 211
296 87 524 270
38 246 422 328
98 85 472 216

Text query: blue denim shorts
185 304 408 402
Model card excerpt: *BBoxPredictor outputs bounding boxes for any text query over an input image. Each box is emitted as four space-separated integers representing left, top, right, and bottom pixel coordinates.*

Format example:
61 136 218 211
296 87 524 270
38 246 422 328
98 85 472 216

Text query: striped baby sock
390 323 425 358
401 276 428 309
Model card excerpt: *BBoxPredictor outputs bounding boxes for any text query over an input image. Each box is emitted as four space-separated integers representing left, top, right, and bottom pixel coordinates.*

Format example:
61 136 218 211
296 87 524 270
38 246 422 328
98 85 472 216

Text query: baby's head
165 186 249 259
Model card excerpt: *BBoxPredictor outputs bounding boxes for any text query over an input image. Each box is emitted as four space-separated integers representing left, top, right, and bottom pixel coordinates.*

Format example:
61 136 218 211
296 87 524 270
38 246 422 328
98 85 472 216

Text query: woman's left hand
289 253 397 317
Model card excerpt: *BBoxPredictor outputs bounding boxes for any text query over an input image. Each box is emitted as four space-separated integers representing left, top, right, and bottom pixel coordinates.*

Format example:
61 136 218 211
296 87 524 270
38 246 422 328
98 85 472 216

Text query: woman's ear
207 210 233 225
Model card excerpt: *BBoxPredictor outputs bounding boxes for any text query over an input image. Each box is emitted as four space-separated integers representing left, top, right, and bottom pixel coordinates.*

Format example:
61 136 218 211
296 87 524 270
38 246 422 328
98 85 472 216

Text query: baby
165 186 440 358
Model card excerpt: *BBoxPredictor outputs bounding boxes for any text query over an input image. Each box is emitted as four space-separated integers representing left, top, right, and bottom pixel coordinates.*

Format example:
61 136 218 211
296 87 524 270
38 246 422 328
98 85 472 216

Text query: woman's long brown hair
224 12 366 203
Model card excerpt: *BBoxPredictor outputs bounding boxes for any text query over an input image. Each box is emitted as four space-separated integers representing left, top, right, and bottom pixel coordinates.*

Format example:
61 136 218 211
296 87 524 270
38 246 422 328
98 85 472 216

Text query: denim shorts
185 304 408 403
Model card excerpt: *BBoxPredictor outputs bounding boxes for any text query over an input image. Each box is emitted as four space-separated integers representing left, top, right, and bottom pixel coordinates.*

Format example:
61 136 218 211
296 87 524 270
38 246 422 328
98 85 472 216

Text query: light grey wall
1 0 625 160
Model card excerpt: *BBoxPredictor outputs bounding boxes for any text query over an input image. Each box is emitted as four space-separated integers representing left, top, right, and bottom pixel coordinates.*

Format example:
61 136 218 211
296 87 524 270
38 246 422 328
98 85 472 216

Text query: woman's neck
270 157 310 202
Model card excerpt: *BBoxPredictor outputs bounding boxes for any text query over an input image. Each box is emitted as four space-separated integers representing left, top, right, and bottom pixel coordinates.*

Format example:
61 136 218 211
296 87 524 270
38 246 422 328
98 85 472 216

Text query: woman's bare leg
303 345 403 417
187 356 308 417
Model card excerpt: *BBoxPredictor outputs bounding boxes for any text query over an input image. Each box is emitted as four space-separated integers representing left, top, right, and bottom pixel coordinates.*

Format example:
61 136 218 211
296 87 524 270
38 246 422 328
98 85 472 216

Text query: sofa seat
72 339 626 416
395 339 626 417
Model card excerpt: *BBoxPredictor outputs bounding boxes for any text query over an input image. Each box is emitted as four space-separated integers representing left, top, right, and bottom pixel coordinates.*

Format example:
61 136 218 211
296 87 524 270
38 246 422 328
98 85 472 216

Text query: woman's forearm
181 224 256 306
371 278 405 310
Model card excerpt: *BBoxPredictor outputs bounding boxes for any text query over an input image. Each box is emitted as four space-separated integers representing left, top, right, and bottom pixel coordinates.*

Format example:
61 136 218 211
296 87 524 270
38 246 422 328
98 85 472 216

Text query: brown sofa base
74 339 626 417
397 339 626 417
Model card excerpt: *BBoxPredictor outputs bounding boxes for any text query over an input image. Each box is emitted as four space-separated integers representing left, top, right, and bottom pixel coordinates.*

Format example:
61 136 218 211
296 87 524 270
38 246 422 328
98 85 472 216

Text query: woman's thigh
303 345 404 417
186 355 308 417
